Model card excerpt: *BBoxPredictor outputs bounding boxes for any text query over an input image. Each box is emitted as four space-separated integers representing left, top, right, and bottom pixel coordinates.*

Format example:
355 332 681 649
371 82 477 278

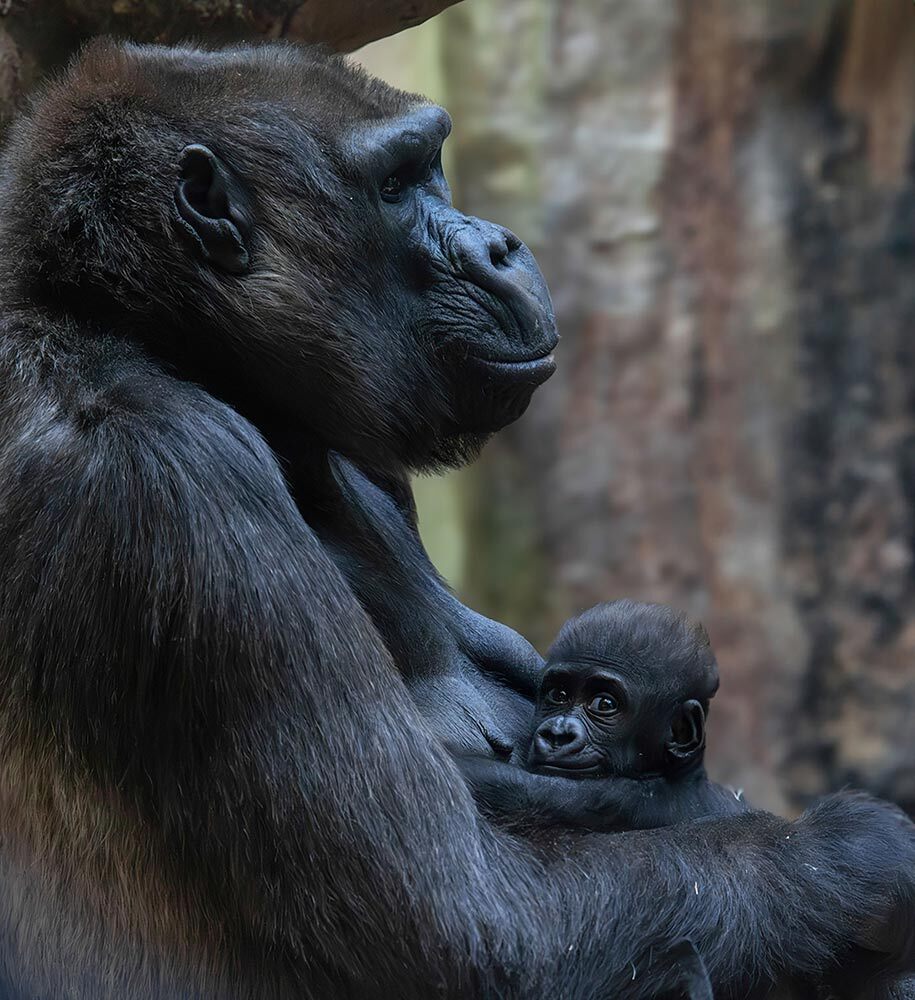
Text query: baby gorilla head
527 600 719 779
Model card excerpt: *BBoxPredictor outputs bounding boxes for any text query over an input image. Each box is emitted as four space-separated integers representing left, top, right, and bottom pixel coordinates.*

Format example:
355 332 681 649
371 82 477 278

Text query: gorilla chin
459 350 557 434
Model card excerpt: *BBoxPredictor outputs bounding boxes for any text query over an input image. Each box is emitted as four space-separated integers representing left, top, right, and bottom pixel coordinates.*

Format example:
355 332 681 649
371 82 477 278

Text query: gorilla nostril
489 241 510 268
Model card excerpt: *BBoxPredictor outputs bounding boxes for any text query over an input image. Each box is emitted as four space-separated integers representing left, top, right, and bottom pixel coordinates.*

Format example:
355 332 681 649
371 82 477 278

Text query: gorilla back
0 40 913 999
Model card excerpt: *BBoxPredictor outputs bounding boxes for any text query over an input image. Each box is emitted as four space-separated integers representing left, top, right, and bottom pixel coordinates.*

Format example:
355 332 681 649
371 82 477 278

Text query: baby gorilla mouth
529 758 608 779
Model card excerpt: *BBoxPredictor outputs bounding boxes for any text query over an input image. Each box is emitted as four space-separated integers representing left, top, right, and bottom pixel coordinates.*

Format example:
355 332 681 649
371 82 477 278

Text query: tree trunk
445 0 915 815
0 0 461 122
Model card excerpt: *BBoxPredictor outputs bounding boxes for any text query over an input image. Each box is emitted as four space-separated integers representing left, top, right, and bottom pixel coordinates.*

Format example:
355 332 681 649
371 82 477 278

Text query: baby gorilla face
527 663 634 777
527 600 719 780
527 660 707 779
528 600 718 778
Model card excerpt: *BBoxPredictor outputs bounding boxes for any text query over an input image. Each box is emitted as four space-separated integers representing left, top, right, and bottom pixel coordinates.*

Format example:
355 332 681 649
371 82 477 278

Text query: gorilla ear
174 144 251 275
666 700 706 761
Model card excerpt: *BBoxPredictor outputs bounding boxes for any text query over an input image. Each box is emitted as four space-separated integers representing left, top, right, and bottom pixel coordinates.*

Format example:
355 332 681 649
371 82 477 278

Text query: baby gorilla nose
534 717 587 756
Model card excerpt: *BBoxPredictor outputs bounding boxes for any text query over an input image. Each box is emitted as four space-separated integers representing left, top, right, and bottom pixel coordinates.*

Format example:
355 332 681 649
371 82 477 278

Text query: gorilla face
352 104 558 450
244 57 559 471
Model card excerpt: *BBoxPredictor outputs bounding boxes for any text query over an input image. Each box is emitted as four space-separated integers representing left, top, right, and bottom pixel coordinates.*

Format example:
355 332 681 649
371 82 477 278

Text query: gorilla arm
454 754 750 831
3 348 914 998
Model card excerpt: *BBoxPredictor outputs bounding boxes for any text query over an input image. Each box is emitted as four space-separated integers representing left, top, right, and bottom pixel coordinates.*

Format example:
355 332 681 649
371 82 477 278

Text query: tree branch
4 0 461 52
0 0 461 124
283 0 462 52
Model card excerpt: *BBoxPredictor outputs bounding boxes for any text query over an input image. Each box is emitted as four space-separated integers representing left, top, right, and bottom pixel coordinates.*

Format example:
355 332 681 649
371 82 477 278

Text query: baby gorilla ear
666 700 706 762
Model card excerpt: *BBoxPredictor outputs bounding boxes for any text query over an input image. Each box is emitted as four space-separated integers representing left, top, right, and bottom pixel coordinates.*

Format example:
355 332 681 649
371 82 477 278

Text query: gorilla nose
449 220 556 352
451 222 520 283
534 717 587 757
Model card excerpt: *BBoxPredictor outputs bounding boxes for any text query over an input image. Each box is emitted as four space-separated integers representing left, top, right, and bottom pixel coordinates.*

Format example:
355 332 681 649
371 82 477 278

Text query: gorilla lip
529 757 607 778
467 351 557 386
531 762 606 779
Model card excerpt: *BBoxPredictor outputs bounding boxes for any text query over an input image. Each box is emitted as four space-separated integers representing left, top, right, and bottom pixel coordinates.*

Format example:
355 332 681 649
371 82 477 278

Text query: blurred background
2 0 914 815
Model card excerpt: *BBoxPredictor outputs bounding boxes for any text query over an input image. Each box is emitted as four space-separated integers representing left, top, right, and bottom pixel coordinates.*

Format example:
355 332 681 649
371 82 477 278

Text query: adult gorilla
0 41 912 999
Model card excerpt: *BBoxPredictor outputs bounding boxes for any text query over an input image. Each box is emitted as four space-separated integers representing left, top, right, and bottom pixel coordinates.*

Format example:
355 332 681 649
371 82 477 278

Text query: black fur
0 39 912 999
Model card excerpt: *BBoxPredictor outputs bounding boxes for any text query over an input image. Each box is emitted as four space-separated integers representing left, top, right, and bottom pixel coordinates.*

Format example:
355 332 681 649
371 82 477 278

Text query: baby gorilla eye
544 687 569 705
588 693 619 717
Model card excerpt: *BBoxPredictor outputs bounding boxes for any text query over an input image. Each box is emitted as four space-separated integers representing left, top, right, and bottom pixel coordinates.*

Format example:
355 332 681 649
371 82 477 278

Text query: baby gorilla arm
454 753 748 831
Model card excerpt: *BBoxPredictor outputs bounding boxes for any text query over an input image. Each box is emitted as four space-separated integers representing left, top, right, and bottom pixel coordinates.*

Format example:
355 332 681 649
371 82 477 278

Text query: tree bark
0 0 461 122
445 0 915 816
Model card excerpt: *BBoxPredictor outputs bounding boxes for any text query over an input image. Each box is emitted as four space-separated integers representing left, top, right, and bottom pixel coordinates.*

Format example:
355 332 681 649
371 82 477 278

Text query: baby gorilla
457 599 748 831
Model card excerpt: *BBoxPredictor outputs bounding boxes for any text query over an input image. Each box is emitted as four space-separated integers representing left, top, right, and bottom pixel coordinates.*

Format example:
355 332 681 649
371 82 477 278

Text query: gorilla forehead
6 40 429 236
35 39 424 145
547 599 720 701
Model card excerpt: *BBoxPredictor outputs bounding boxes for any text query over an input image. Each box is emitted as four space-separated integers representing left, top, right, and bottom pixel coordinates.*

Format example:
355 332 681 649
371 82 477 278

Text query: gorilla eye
380 170 408 202
544 687 569 705
588 694 619 717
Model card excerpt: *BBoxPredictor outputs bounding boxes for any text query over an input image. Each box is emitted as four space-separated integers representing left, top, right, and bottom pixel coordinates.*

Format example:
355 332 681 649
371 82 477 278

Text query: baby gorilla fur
458 600 749 832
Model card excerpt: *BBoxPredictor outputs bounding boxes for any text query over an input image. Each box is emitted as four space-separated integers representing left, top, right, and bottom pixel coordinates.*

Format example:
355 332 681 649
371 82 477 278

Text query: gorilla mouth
528 756 608 779
531 763 606 780
465 350 557 387
447 274 559 389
